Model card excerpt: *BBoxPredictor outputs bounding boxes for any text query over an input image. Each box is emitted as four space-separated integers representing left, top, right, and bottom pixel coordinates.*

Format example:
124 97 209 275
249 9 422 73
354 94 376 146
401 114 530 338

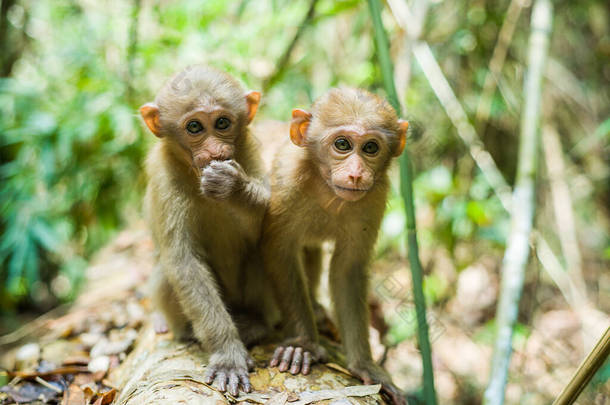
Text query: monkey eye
186 120 204 134
362 141 379 155
334 137 352 152
215 117 231 130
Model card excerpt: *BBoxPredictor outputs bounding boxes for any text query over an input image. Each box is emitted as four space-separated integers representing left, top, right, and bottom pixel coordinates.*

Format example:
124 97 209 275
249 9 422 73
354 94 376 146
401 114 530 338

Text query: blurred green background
1 0 608 402
0 0 608 320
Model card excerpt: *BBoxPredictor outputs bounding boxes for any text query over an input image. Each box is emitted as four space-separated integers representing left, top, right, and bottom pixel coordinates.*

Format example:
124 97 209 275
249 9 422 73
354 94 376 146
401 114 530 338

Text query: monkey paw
200 160 246 200
204 349 254 397
269 339 328 375
348 362 406 405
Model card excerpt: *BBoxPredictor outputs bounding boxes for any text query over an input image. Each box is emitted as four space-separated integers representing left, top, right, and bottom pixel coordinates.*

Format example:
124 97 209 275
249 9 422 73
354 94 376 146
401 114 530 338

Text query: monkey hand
200 160 247 200
348 361 407 405
203 344 255 397
269 338 328 375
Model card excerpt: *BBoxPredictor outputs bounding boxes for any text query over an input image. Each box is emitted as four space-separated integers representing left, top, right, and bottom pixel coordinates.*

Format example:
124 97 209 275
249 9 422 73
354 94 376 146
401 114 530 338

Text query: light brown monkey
263 88 408 404
140 65 274 396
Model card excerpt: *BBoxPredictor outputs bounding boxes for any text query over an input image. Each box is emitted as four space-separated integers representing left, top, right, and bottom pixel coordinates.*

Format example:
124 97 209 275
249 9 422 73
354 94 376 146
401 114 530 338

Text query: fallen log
0 227 387 405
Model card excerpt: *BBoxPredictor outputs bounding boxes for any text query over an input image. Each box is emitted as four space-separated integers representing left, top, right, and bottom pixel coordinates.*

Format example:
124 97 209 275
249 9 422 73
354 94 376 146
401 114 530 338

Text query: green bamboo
367 1 437 404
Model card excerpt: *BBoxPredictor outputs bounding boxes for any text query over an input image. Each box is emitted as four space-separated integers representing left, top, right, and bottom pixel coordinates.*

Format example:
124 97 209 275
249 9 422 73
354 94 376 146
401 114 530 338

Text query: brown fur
262 88 407 404
141 65 275 396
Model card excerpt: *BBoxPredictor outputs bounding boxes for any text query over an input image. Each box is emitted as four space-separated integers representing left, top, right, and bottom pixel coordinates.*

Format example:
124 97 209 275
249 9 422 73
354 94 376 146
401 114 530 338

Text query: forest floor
0 224 608 404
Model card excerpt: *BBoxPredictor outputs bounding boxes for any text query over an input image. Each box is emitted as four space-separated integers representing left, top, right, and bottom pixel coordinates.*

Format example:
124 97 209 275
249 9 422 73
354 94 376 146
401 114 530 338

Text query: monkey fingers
302 351 312 375
270 346 314 375
278 346 294 372
269 346 285 368
204 365 252 397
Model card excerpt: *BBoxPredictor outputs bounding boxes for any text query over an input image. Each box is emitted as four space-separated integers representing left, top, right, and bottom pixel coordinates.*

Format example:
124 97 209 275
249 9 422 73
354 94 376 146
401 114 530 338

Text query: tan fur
142 66 275 396
262 88 406 404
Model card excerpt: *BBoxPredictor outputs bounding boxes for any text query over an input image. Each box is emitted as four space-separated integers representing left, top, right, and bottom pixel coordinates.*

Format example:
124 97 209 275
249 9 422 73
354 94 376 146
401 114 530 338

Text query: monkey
140 65 275 397
262 88 409 405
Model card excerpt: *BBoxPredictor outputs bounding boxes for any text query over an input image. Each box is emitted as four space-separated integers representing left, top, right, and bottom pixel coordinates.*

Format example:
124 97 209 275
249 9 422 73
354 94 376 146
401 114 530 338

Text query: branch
262 0 319 92
475 0 527 125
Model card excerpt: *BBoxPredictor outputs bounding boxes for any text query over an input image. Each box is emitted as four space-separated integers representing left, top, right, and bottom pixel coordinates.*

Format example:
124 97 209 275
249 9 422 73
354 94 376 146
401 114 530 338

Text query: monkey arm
201 160 269 212
159 245 252 396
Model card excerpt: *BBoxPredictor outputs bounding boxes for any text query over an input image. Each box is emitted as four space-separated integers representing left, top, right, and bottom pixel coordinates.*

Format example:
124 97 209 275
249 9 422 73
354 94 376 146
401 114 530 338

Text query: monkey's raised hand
349 362 406 405
204 345 255 397
200 160 247 200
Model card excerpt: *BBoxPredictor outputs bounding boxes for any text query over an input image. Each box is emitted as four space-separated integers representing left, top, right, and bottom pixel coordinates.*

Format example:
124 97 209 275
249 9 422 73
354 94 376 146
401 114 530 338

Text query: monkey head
139 65 260 169
290 88 408 202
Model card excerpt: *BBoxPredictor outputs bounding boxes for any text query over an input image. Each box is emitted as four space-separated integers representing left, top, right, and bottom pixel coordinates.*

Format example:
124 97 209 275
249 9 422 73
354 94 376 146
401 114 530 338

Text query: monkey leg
264 237 328 375
150 267 191 339
233 312 272 347
302 246 340 342
328 244 406 405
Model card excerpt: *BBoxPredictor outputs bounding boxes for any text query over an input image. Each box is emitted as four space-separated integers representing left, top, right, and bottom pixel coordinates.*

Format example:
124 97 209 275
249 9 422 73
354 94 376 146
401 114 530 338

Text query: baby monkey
140 66 272 396
263 88 408 404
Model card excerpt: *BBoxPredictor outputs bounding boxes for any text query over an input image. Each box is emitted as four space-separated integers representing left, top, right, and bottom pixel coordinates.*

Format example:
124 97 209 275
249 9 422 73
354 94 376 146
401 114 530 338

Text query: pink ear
245 91 261 124
290 109 312 147
140 103 162 138
394 120 409 157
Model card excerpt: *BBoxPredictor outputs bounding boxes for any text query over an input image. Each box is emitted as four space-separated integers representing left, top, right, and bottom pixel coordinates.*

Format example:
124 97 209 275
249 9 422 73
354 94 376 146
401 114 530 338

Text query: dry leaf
62 384 86 405
93 388 117 405
266 391 289 405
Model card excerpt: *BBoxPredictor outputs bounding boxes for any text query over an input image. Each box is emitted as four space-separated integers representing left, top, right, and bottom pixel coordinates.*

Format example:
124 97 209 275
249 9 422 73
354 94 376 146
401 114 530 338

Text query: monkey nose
348 174 361 185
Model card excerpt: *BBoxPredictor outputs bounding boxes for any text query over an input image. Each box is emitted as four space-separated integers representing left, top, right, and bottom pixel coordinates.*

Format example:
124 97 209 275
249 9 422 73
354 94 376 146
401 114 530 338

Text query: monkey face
289 88 409 203
177 107 240 169
139 66 260 171
318 126 390 202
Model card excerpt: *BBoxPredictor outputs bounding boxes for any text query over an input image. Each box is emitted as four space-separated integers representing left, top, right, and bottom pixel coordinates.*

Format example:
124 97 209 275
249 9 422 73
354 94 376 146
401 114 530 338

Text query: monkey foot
270 346 313 375
349 363 407 405
152 312 169 334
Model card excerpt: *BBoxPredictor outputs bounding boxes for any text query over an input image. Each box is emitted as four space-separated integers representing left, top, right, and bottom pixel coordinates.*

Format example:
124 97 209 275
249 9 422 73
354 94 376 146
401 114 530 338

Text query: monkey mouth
334 185 370 192
332 184 371 202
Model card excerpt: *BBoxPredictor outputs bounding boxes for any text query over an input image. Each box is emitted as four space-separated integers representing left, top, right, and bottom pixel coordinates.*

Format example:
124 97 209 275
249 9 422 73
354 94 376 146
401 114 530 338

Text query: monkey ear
140 103 162 138
394 119 409 157
245 91 261 124
290 109 312 147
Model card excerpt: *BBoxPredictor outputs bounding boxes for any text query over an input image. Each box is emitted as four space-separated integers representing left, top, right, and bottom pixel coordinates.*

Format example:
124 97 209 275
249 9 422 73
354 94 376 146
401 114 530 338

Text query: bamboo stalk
366 1 437 404
483 1 553 404
552 326 610 405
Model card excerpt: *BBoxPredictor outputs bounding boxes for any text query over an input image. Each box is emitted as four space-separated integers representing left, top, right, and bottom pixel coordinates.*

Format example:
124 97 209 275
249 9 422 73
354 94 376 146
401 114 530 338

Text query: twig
475 0 527 124
367 1 437 404
35 376 63 393
262 0 319 92
483 1 553 404
542 125 586 296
